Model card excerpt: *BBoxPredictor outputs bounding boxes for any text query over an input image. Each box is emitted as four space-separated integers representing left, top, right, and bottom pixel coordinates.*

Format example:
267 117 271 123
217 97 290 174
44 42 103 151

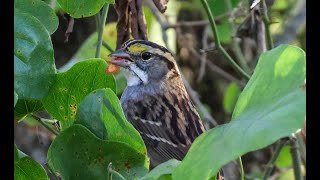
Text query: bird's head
108 40 179 86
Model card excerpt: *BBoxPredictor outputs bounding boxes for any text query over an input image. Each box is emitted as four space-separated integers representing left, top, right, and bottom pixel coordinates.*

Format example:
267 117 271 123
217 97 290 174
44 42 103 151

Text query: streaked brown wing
122 91 205 164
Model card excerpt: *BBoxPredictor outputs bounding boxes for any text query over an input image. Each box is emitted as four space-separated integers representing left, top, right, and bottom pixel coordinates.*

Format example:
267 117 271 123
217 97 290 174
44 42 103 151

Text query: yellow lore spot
128 44 148 52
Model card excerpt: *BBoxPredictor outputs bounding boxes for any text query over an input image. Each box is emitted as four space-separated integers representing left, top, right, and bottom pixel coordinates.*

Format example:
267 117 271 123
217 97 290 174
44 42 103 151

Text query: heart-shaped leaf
47 124 149 180
14 144 49 180
14 11 56 100
42 59 116 129
173 45 306 179
15 0 59 34
14 99 44 120
57 0 115 18
76 88 146 154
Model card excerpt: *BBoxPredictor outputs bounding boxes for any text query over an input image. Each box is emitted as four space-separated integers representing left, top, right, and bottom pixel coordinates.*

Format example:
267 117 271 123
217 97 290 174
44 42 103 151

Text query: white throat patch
123 64 149 86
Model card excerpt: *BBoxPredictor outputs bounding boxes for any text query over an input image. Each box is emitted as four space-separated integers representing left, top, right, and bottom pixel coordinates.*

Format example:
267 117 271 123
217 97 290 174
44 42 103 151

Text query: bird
108 39 206 167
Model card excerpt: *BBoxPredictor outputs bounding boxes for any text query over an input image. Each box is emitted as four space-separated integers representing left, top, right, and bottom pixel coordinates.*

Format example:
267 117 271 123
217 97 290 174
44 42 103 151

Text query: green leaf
76 88 147 154
275 145 292 167
15 157 49 180
14 91 18 107
14 11 56 100
223 82 241 113
57 0 115 18
14 144 19 162
14 144 48 180
141 159 180 180
173 45 306 179
42 59 116 129
47 124 149 180
14 99 44 120
15 0 59 34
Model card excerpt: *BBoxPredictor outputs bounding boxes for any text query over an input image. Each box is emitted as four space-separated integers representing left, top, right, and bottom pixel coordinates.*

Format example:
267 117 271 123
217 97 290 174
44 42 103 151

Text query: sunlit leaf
173 45 306 179
57 0 115 18
42 59 116 129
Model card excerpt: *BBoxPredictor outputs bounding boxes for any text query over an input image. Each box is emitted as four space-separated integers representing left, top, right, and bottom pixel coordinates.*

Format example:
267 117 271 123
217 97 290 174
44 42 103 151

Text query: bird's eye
141 52 152 60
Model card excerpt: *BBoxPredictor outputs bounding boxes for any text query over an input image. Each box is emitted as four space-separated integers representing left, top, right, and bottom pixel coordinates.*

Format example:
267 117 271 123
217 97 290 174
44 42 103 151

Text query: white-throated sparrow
109 39 206 166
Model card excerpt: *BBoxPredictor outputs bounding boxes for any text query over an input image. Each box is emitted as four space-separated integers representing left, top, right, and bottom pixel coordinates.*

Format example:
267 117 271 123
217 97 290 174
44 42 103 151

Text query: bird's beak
108 49 132 67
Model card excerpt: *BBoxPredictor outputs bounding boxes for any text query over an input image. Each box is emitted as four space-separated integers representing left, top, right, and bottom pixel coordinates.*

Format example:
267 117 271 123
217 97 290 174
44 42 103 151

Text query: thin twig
200 0 251 80
188 46 245 87
197 27 209 82
225 0 251 74
102 41 115 53
181 74 218 127
262 140 287 180
238 157 245 180
64 17 74 43
95 4 109 58
260 0 274 49
45 163 60 180
31 114 59 135
290 135 303 180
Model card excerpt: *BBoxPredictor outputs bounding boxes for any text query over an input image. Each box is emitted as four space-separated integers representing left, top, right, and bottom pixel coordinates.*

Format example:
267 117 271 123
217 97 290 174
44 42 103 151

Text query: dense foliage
14 0 306 179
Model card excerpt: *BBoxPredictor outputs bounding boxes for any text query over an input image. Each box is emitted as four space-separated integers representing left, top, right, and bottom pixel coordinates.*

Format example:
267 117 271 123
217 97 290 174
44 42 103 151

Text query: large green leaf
57 0 114 18
15 0 59 34
76 88 146 154
14 99 44 120
47 124 149 180
173 45 306 179
141 159 180 180
14 91 18 107
14 144 19 162
14 145 49 180
14 11 56 100
42 59 116 129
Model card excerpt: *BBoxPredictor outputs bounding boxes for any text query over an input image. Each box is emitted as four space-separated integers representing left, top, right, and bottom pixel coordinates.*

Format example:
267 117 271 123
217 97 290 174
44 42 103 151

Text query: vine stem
95 4 109 58
108 163 126 180
290 136 303 180
224 0 251 74
262 140 287 180
260 0 274 49
200 0 251 80
31 114 59 135
238 157 245 180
